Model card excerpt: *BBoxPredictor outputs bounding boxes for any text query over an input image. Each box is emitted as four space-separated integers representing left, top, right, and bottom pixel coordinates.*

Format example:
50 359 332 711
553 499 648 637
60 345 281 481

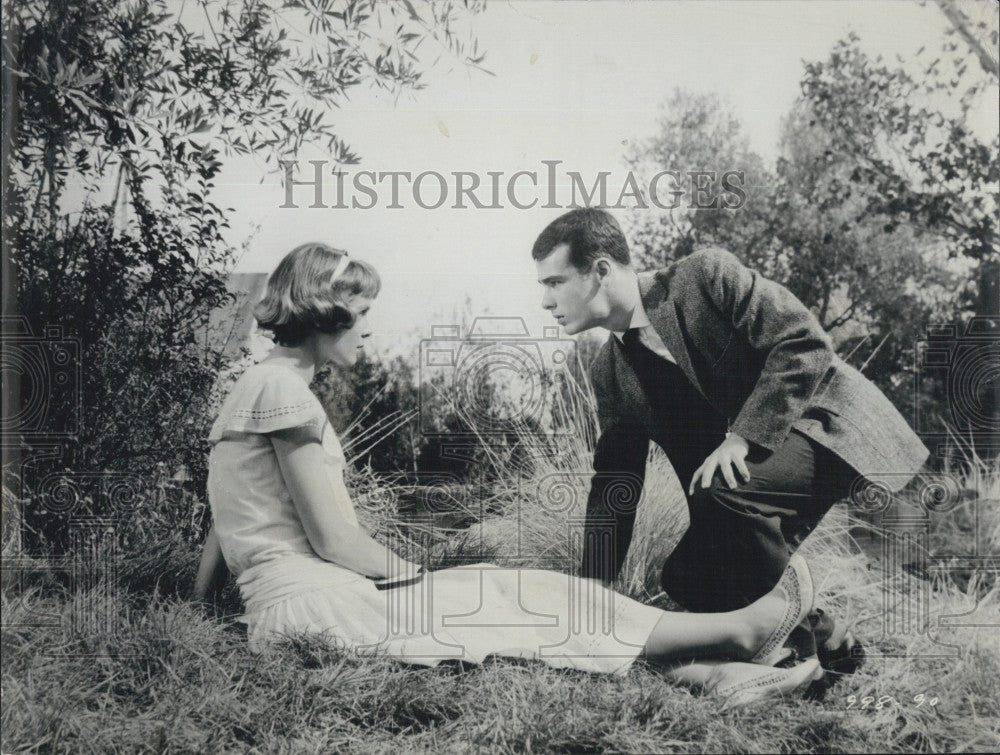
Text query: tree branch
933 0 999 79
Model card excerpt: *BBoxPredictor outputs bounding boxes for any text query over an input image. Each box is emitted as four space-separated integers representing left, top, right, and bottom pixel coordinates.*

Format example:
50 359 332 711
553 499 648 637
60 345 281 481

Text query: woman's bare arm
270 427 416 578
192 525 229 603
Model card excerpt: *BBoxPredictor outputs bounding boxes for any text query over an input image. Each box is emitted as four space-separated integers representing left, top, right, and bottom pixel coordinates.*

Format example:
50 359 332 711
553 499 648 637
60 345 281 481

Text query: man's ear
593 257 614 281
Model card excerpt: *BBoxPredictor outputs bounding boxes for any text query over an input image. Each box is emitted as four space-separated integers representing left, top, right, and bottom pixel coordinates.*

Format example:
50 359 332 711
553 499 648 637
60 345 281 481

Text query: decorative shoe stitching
751 567 802 663
718 670 789 695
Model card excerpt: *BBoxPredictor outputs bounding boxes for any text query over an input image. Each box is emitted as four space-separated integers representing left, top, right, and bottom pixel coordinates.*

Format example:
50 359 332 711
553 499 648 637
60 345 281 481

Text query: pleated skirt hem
240 564 663 676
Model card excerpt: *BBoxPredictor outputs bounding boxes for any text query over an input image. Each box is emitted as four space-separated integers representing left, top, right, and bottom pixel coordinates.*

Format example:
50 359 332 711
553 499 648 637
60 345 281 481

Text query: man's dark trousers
619 328 857 647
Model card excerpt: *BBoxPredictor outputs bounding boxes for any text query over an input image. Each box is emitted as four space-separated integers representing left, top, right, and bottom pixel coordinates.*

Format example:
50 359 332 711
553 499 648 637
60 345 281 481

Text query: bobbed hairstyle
253 242 380 347
531 207 631 271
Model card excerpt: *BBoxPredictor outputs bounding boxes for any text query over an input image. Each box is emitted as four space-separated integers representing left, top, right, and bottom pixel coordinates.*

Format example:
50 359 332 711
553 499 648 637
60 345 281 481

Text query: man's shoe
811 608 866 675
818 631 866 676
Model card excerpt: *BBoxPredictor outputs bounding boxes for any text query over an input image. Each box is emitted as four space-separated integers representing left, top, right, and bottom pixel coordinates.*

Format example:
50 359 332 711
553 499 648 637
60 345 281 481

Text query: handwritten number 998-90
846 694 940 709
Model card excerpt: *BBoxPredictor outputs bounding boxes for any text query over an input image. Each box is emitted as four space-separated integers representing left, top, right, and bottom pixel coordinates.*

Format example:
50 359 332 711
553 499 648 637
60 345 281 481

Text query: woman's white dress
208 364 662 675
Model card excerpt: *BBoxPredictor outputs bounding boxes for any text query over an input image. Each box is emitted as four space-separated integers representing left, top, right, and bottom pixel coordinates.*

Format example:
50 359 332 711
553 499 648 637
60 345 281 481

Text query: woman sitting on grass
194 242 825 706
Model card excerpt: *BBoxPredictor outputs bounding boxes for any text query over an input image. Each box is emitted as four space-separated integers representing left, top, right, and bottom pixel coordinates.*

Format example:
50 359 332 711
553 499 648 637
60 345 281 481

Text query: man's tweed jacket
582 247 929 578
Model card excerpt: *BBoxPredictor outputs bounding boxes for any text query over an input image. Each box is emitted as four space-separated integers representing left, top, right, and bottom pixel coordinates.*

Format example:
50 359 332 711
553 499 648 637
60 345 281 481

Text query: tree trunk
977 255 1000 318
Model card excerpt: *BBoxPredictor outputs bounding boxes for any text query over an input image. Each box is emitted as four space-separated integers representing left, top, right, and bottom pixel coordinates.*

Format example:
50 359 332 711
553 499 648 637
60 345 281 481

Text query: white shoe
750 554 814 666
713 658 824 709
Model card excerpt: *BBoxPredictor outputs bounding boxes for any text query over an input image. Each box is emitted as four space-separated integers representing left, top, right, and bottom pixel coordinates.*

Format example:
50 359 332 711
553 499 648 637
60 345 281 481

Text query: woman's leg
641 556 809 664
640 605 763 663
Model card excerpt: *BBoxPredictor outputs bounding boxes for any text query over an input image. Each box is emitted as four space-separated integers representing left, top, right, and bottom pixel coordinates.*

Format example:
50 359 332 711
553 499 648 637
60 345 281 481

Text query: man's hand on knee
689 432 751 494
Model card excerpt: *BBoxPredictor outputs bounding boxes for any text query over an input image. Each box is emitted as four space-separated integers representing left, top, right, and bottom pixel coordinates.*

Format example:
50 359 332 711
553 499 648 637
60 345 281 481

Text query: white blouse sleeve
208 368 327 443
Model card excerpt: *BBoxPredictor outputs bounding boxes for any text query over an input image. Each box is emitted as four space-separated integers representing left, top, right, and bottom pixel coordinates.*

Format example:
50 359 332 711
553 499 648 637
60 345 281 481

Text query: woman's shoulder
238 361 313 391
238 362 319 411
209 363 326 442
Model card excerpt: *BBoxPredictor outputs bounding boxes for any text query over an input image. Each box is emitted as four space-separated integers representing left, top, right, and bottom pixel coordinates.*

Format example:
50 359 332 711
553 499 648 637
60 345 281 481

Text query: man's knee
687 467 732 501
688 471 755 513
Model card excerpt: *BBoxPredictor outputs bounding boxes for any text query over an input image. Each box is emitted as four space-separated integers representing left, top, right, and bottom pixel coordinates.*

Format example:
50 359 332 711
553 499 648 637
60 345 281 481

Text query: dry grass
3 368 998 753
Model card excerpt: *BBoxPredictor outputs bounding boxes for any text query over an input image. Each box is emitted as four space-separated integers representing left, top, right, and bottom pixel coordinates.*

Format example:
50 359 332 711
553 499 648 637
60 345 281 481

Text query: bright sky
212 0 997 361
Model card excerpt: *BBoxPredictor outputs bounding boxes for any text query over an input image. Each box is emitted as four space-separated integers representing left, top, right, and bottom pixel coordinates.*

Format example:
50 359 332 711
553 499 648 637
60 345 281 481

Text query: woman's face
316 296 374 368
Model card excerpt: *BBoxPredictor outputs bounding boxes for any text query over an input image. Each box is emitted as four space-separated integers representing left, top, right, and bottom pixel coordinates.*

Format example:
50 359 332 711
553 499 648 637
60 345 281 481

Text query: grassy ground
4 453 997 753
3 375 999 752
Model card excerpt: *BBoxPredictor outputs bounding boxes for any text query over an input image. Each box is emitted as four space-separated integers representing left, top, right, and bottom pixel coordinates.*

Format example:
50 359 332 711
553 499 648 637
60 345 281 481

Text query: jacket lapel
637 270 709 401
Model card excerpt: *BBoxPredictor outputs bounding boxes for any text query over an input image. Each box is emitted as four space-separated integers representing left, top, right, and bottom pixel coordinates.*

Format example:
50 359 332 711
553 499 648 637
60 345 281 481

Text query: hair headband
330 252 350 283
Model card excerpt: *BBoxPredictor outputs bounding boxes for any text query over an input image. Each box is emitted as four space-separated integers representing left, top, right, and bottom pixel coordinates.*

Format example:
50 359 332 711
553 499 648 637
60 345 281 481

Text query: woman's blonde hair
253 242 380 346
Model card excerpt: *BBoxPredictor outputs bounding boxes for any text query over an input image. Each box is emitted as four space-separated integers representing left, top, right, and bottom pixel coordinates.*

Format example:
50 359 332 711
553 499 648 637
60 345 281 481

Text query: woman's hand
688 433 751 495
387 556 422 578
371 562 426 590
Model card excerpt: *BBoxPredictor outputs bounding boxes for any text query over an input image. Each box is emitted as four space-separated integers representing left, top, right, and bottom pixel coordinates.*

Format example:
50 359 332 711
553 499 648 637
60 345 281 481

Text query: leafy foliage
800 32 998 315
797 29 998 443
624 90 773 268
7 0 487 178
3 427 998 753
622 22 996 428
3 0 485 551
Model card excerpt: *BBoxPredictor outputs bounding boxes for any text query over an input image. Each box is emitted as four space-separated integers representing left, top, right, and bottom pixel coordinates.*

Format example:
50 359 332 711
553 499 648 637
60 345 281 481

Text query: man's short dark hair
531 208 631 271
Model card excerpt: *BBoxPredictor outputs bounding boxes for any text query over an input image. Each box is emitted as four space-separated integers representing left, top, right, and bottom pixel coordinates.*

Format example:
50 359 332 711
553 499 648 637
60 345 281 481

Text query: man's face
536 243 610 335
